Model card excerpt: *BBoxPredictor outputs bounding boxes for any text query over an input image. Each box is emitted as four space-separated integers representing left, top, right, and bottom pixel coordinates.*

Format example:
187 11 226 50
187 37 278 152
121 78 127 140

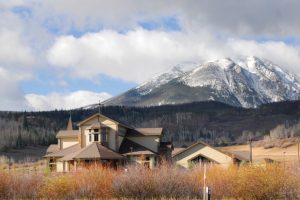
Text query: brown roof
46 144 60 154
127 128 163 137
172 147 186 157
58 149 85 161
119 138 156 155
56 130 79 138
123 150 155 156
44 144 81 158
172 140 230 158
74 142 123 160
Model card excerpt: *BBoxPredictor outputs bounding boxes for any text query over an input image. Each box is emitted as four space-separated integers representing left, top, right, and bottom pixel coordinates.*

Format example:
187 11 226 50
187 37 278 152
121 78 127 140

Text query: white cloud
47 29 213 83
13 0 300 37
227 39 300 75
0 29 35 66
0 67 28 111
47 29 300 84
25 90 112 111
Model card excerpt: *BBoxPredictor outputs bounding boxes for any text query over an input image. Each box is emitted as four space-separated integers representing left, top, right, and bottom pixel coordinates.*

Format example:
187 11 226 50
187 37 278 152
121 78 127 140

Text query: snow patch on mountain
136 62 196 95
105 56 300 108
181 56 300 107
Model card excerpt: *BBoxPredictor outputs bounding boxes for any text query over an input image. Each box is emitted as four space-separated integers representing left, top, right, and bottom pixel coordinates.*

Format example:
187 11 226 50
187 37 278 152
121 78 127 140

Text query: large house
45 113 249 172
44 113 172 172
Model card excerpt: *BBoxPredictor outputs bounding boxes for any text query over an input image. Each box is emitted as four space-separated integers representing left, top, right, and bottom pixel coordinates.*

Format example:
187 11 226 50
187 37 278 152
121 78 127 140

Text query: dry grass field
220 138 300 163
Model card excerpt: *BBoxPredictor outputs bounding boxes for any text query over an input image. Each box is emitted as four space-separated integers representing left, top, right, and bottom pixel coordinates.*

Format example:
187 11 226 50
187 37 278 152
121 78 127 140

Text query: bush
113 163 199 199
74 165 116 199
0 171 42 199
1 163 300 199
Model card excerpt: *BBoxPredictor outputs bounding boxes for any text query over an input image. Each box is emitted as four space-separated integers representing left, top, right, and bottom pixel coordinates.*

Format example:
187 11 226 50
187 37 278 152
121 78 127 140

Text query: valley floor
220 141 300 163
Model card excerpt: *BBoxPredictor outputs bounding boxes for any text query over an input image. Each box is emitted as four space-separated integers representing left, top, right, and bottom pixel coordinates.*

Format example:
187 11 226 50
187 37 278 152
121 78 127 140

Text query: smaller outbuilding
172 141 249 168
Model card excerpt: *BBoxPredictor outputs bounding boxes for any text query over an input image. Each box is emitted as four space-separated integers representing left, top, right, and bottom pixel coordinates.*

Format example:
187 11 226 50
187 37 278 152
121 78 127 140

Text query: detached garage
172 141 246 168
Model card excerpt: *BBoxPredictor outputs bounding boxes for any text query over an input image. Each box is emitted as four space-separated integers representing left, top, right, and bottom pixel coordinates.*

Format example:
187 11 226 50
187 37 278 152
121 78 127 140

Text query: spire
67 112 73 130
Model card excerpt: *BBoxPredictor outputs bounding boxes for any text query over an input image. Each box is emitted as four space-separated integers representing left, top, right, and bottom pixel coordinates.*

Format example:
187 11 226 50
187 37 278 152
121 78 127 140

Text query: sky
1 0 300 111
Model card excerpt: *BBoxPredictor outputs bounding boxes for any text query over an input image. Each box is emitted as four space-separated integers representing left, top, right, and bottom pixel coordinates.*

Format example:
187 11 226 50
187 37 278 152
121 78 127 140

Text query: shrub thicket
0 163 300 199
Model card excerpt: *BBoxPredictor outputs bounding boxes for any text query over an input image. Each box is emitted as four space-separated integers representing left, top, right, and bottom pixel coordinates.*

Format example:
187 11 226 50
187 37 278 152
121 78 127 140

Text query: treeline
1 100 300 151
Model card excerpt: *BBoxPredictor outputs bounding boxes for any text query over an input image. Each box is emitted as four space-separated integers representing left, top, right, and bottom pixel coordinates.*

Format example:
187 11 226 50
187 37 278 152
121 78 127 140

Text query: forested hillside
1 100 300 151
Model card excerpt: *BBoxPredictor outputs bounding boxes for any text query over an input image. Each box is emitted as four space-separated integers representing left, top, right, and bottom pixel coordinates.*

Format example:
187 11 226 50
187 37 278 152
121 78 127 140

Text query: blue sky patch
21 70 136 96
138 16 181 31
11 6 32 19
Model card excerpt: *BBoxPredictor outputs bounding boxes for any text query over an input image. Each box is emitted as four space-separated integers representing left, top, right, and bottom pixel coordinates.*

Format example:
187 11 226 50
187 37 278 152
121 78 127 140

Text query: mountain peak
105 57 300 108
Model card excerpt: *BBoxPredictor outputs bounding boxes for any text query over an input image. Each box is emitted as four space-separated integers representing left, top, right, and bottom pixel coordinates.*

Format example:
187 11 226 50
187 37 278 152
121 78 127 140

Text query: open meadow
220 137 300 163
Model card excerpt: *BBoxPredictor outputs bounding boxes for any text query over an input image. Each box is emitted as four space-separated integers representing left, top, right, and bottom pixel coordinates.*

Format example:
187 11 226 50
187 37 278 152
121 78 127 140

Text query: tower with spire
67 112 73 130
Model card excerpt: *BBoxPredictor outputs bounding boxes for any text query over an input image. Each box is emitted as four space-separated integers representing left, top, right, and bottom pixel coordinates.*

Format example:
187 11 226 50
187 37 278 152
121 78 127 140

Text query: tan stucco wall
56 161 64 172
108 129 116 150
174 145 233 168
61 138 78 149
127 136 160 153
80 115 119 151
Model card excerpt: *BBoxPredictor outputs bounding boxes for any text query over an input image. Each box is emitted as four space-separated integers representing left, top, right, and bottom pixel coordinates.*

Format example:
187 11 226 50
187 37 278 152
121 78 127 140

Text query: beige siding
127 136 160 153
174 145 233 168
56 161 64 172
80 115 118 149
61 138 78 149
108 129 116 151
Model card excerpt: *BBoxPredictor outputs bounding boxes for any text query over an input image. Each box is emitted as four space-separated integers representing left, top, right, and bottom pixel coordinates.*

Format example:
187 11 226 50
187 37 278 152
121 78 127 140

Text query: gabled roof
56 130 79 138
172 148 186 157
73 142 123 160
77 113 132 129
173 140 228 158
172 141 249 162
44 144 81 158
126 128 163 137
136 128 163 136
46 144 60 154
119 138 156 155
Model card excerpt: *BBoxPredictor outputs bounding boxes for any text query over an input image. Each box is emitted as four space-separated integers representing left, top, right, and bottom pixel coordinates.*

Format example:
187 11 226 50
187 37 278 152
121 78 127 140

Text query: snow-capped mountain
104 56 300 108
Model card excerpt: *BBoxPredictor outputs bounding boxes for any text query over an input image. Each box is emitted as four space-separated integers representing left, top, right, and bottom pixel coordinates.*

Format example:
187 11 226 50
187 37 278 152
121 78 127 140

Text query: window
94 134 99 142
101 128 107 143
89 134 92 142
94 129 99 133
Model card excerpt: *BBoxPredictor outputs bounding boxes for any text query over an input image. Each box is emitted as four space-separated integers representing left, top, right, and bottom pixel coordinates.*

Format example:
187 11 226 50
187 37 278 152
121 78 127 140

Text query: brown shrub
0 171 43 199
39 174 76 199
113 163 202 199
74 164 116 199
0 171 10 199
1 163 300 199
